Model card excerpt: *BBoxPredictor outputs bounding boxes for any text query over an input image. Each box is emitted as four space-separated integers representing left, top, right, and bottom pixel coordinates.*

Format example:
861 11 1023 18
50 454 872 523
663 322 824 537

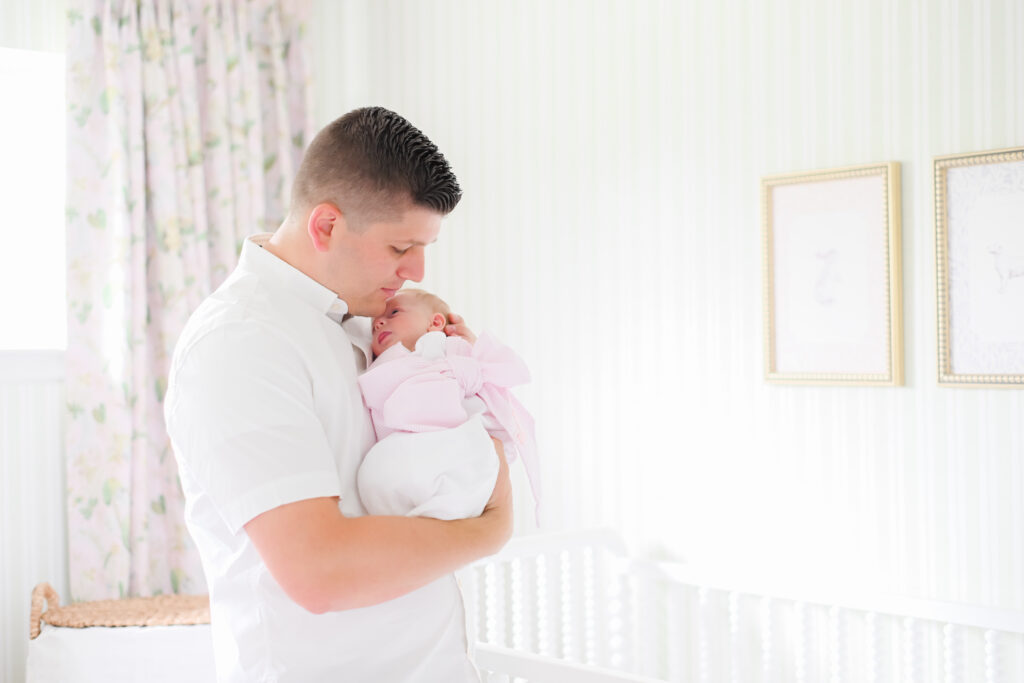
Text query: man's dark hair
290 107 461 229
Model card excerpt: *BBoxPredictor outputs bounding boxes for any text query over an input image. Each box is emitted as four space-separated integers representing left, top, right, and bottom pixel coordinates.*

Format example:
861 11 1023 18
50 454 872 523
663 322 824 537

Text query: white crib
460 530 1024 683
26 530 1024 682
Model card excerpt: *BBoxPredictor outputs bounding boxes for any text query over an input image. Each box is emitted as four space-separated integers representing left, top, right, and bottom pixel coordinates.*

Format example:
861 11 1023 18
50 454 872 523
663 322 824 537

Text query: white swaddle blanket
357 414 499 519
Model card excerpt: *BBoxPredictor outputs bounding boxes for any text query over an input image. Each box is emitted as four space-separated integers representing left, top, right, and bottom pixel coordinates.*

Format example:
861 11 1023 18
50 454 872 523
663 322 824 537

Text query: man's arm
245 438 512 614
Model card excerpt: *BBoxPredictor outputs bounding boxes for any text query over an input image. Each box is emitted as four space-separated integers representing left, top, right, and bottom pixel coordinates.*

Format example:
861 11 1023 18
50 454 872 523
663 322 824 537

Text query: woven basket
30 582 210 639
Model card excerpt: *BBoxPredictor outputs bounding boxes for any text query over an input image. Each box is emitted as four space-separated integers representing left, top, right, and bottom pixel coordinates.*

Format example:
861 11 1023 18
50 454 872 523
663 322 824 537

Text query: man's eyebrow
399 237 438 246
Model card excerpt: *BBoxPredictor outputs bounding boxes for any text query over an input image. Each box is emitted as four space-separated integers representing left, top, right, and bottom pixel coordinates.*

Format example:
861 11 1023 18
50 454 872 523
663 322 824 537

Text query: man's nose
397 250 425 283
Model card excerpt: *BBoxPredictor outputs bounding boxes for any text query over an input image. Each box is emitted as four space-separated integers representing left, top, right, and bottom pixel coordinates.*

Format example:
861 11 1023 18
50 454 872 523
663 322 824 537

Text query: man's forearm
247 497 509 614
314 512 508 611
247 441 513 614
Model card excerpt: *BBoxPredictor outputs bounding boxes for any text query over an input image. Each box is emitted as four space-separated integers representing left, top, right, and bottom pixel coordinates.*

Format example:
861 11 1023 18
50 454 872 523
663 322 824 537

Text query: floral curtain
65 0 313 600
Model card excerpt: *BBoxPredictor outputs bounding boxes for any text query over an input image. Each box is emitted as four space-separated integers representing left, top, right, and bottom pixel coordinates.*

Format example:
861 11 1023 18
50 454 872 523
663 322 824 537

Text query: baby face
370 292 442 357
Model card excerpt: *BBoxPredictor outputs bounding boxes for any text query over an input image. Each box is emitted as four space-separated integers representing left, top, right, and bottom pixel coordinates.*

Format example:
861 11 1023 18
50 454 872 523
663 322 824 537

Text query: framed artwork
762 162 903 385
935 146 1024 387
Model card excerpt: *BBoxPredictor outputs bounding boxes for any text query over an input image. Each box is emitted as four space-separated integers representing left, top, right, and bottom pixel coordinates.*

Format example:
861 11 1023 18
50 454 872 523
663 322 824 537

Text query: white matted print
762 163 903 385
936 147 1024 386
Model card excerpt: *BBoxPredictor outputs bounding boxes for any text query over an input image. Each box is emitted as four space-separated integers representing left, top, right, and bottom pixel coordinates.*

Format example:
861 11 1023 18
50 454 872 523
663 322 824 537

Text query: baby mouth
376 331 391 346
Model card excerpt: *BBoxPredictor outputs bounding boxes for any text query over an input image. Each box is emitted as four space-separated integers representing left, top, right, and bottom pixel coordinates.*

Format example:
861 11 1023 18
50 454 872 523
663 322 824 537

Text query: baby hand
444 312 477 345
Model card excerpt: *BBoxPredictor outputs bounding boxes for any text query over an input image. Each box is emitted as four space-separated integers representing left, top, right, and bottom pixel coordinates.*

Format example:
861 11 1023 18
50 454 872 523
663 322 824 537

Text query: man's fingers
445 313 477 344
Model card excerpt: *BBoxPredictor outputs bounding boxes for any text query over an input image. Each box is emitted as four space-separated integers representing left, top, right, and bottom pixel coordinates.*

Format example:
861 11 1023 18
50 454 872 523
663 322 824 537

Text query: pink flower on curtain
65 0 313 600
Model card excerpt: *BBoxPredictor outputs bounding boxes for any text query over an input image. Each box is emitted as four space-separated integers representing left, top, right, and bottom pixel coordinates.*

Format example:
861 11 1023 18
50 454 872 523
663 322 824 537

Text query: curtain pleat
65 0 313 600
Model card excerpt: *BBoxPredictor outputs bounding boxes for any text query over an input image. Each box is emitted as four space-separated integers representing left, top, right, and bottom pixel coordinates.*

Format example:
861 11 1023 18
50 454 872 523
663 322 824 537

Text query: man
164 107 512 682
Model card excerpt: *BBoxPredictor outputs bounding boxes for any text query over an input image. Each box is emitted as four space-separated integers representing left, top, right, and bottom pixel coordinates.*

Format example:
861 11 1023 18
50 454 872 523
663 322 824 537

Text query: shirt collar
341 316 373 370
241 234 350 323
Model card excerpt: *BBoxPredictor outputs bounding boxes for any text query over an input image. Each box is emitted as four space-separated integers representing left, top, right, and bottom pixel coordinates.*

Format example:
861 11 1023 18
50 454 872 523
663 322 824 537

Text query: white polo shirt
164 235 479 683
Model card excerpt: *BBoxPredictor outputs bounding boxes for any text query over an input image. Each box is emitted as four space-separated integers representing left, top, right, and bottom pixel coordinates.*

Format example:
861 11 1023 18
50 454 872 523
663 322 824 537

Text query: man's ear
428 313 447 331
307 203 344 252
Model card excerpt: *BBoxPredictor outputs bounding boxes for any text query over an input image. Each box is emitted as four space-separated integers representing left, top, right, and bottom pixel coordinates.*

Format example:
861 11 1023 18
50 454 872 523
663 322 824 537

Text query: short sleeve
165 322 341 534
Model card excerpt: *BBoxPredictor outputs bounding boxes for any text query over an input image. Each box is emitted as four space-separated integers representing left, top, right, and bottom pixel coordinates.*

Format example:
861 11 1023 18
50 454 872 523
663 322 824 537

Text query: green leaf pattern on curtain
65 0 313 600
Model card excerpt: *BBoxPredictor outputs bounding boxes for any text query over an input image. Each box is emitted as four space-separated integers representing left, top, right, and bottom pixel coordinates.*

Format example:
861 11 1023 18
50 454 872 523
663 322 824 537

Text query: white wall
311 0 1024 612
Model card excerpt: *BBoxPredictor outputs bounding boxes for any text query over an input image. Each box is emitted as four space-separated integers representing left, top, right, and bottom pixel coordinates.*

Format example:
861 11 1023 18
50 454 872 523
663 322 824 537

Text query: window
0 47 65 350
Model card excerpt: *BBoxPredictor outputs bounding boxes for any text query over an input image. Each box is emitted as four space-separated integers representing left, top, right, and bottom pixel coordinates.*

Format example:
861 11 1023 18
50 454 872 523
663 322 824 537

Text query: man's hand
444 312 477 344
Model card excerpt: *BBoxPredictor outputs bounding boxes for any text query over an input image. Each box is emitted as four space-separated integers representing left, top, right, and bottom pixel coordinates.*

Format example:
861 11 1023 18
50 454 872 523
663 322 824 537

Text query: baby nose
373 318 384 330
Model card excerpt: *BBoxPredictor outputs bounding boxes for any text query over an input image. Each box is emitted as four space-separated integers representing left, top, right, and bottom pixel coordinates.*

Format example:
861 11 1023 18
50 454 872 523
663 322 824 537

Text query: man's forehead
366 207 442 242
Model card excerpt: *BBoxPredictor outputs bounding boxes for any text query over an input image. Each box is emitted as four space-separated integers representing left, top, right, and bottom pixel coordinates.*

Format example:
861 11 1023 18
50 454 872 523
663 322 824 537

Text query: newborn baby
357 289 540 522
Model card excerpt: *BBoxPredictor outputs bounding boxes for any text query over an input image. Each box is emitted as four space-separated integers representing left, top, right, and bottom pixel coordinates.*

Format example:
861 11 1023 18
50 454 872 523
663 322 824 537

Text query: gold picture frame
935 146 1024 387
762 162 903 385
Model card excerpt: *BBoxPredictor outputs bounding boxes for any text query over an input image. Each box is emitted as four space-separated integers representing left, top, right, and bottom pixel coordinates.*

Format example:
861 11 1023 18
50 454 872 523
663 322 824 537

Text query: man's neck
265 224 316 281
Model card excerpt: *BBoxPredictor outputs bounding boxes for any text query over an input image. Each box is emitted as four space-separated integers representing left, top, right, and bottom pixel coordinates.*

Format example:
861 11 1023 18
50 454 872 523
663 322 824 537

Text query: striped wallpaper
0 0 63 53
311 0 1024 612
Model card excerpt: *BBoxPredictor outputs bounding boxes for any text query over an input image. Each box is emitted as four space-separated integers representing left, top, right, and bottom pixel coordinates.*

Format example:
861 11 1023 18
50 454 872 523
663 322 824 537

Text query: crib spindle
697 587 712 683
943 623 964 683
592 547 611 669
864 612 881 683
559 550 577 662
984 630 1001 683
572 548 590 664
760 597 775 683
605 558 627 669
535 553 551 657
795 601 814 683
728 592 741 683
666 584 688 682
547 552 565 659
902 617 923 683
484 563 505 646
521 555 539 655
829 605 847 683
581 547 597 666
618 571 637 672
634 573 661 679
509 557 524 651
605 568 621 669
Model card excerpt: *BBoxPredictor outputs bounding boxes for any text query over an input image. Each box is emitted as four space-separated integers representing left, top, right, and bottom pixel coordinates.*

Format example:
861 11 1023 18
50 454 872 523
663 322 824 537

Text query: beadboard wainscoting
1 353 69 683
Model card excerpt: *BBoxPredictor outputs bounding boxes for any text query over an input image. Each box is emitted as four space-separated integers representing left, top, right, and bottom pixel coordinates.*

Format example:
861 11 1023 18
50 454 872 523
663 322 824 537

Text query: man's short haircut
399 288 452 318
290 107 462 229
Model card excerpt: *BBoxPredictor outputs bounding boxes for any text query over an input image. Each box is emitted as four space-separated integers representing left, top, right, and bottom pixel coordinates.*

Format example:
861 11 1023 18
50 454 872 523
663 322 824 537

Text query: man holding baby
164 106 510 682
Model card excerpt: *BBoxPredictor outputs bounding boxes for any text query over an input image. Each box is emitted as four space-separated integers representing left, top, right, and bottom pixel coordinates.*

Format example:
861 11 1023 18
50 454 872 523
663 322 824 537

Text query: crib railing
463 529 657 682
474 644 662 683
463 531 1024 683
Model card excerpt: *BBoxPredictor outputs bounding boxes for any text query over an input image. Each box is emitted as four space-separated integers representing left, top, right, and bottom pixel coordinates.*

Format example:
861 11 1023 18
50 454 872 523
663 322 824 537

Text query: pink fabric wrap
358 332 541 518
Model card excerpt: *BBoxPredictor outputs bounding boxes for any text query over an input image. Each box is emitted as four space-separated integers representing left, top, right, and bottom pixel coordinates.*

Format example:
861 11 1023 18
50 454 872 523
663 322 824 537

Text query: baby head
370 288 452 357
